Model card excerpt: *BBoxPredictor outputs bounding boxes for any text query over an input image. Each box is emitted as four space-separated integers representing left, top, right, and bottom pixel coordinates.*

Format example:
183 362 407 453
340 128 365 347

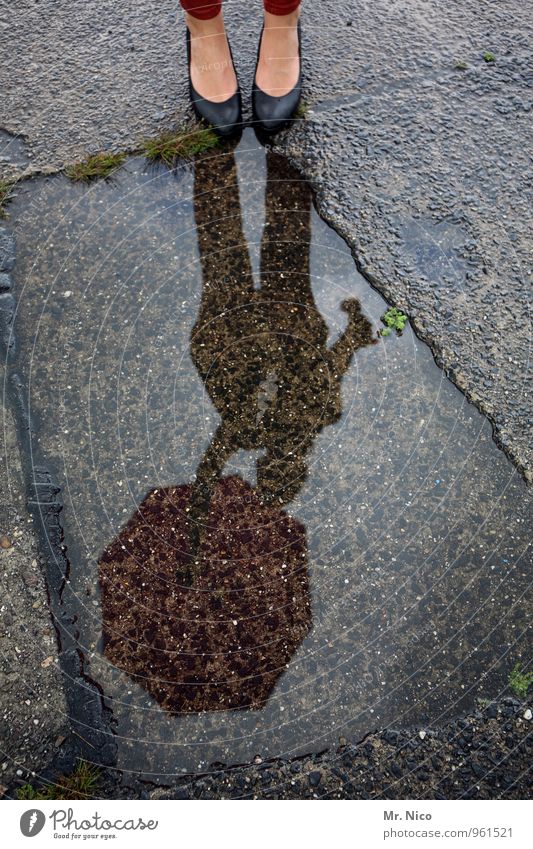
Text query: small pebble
309 770 322 787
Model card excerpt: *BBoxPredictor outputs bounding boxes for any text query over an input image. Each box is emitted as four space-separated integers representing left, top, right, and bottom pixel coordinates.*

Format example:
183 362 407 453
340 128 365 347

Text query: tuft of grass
16 783 42 800
65 151 127 183
16 760 101 801
63 125 221 183
380 306 408 336
508 662 533 699
454 60 469 70
482 51 495 63
0 178 16 218
141 126 221 167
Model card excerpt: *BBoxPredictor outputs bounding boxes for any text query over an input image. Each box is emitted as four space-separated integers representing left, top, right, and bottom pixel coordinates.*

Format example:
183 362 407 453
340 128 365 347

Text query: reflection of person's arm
188 422 236 557
327 298 375 376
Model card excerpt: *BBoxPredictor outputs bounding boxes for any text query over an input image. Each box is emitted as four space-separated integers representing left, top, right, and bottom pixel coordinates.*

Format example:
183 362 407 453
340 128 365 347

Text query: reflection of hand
340 298 378 344
340 297 362 319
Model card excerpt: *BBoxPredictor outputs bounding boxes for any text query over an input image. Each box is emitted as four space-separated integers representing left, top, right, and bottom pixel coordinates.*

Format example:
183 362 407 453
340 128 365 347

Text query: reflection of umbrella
99 475 311 713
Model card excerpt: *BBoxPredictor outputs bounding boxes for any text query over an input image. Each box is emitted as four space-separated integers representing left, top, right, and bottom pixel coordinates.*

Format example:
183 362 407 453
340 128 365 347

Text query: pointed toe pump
252 20 302 135
186 28 243 139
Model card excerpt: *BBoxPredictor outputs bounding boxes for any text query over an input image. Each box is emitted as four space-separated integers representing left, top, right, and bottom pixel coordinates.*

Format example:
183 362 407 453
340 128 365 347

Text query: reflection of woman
188 148 376 553
180 0 302 136
98 146 375 714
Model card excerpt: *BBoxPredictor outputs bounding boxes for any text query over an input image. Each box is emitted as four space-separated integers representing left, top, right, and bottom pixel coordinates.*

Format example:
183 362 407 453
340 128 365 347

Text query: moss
380 306 408 336
0 178 16 218
65 151 127 183
482 51 495 63
293 100 308 119
454 60 469 71
16 760 101 800
508 662 533 698
141 126 221 167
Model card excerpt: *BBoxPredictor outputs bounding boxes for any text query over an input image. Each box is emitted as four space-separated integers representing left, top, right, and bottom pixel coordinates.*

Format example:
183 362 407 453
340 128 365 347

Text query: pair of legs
181 0 301 103
188 147 374 549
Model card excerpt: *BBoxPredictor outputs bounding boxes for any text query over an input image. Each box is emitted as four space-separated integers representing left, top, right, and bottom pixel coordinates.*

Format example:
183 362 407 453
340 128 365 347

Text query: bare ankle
185 11 227 38
263 8 300 31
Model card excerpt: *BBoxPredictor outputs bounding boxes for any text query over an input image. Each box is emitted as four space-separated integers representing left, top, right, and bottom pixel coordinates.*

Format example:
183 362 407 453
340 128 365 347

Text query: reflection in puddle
8 129 531 777
187 151 374 564
100 477 311 713
100 151 374 716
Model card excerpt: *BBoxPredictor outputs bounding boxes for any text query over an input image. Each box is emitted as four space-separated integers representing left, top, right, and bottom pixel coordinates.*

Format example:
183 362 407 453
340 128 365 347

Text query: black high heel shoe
186 28 242 139
252 20 302 135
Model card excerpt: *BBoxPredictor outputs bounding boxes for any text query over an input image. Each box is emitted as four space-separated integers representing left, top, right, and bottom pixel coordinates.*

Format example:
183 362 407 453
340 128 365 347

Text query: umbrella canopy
99 475 311 713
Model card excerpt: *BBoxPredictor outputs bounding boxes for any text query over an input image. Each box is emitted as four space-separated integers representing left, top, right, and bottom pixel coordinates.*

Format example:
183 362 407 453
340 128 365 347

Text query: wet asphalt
0 0 531 480
0 1 531 799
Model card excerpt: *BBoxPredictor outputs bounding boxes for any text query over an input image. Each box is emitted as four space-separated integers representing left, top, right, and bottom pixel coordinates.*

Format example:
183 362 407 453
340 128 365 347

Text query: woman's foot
186 12 238 103
254 9 300 97
252 9 302 135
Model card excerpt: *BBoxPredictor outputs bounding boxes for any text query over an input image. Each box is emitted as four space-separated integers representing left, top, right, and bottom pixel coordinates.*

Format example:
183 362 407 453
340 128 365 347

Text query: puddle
6 129 531 778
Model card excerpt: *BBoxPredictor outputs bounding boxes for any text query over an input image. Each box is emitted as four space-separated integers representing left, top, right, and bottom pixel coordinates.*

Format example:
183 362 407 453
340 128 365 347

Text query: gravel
0 371 68 791
143 698 532 800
